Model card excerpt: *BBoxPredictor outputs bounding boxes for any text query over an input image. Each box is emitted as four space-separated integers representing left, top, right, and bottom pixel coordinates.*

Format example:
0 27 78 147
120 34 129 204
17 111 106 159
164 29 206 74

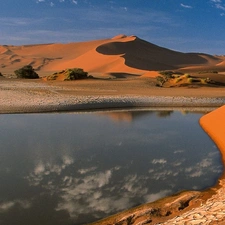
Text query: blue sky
0 0 225 54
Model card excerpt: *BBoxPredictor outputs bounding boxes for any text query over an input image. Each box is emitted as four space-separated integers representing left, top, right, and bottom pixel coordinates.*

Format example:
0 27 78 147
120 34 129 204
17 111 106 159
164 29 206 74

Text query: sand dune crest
1 35 225 77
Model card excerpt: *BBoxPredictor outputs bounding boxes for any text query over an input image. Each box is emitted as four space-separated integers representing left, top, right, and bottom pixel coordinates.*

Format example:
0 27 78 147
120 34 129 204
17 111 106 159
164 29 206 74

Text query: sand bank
1 95 225 114
0 79 225 114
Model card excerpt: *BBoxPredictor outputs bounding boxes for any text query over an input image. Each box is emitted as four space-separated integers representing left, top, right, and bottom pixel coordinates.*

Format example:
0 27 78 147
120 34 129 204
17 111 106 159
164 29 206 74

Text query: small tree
14 65 39 79
64 68 88 80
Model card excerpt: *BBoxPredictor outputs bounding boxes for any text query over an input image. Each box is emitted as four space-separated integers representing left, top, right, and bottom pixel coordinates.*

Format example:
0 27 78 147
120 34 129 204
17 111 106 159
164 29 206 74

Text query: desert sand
0 78 225 114
1 35 225 224
2 34 225 79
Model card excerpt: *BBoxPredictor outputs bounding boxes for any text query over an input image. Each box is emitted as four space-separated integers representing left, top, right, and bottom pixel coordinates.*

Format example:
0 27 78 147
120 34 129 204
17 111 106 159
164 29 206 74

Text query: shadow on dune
108 72 140 78
96 37 219 71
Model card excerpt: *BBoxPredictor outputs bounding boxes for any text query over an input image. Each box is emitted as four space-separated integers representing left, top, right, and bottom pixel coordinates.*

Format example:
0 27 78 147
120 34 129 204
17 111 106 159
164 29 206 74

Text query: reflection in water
98 110 155 122
0 111 223 225
156 110 173 118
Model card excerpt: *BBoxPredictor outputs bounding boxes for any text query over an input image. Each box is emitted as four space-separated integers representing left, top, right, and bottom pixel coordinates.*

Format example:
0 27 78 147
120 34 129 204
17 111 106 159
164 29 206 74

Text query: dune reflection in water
0 110 222 225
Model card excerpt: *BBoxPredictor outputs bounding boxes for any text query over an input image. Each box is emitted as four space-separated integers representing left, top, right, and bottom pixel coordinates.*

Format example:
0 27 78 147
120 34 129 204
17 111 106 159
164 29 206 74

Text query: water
0 110 223 225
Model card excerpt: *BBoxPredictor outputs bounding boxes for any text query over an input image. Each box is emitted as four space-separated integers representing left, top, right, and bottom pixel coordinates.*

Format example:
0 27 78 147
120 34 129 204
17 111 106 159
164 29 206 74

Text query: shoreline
158 106 225 225
1 78 225 114
90 105 225 225
1 79 225 224
1 95 225 114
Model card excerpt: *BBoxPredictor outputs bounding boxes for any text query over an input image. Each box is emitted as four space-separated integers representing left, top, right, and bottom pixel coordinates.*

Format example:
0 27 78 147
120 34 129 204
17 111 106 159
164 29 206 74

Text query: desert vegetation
155 70 223 87
45 68 89 81
14 65 39 79
156 71 184 87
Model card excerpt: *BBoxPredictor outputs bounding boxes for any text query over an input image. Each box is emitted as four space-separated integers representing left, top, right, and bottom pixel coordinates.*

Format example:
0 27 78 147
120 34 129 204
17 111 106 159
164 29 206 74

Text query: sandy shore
1 78 225 224
157 106 225 225
1 78 225 113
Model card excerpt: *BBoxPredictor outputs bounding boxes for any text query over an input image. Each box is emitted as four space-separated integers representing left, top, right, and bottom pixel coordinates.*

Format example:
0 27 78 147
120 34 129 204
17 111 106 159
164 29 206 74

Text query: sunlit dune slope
0 38 109 73
1 34 225 77
200 106 225 178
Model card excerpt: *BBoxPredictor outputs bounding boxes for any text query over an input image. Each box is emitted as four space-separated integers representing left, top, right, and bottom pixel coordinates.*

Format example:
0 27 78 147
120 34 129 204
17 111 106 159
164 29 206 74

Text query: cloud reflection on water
0 200 31 212
0 111 223 224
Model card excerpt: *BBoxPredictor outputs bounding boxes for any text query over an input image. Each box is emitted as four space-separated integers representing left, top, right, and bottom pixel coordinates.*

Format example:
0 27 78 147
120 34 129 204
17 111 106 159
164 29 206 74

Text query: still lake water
0 110 223 225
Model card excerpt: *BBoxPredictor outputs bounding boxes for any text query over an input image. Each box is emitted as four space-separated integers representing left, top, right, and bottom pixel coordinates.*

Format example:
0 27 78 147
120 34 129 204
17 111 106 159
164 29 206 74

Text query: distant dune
1 34 225 78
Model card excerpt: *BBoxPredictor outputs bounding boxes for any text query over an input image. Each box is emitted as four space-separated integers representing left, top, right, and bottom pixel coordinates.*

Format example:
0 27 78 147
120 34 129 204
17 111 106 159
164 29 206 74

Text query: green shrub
159 71 184 78
64 68 88 80
159 71 174 78
14 65 39 79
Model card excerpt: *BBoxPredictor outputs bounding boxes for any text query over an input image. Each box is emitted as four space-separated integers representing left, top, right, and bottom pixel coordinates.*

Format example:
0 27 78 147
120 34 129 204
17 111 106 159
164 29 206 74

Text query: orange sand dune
96 37 219 71
200 106 225 173
1 34 225 77
43 35 145 75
